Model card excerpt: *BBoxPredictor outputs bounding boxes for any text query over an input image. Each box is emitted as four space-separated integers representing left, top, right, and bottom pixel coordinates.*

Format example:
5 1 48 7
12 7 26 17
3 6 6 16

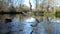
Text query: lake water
0 17 60 34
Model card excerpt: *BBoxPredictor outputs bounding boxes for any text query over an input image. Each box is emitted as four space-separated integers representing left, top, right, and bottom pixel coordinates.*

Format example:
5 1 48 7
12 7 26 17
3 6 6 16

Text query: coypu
5 19 12 23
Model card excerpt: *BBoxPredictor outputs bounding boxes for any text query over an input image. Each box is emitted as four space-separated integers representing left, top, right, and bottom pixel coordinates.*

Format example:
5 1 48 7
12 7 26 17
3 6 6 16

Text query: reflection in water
0 17 60 34
51 19 60 34
10 17 24 34
23 17 38 34
9 17 39 34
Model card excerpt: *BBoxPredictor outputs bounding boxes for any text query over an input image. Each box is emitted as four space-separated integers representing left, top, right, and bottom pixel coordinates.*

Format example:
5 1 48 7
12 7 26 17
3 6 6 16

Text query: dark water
0 17 60 34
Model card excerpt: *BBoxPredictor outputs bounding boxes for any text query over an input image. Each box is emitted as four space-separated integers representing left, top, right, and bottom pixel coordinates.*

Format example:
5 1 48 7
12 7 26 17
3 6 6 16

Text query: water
9 17 39 34
51 19 60 34
0 17 60 34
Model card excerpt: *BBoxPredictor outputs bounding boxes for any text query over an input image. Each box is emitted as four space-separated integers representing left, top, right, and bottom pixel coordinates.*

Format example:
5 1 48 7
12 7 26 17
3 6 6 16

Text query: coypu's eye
5 19 12 23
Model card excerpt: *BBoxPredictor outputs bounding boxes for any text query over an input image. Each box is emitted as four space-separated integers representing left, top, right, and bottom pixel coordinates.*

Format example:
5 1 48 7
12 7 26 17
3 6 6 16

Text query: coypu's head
5 19 12 23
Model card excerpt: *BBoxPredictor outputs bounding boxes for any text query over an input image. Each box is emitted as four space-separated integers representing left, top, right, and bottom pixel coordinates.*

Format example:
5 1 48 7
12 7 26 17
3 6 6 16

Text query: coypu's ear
5 19 12 23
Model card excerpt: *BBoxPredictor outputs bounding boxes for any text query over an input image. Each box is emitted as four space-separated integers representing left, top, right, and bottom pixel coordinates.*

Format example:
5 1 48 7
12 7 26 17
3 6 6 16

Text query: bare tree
0 0 9 12
29 0 32 11
36 0 38 10
33 0 42 11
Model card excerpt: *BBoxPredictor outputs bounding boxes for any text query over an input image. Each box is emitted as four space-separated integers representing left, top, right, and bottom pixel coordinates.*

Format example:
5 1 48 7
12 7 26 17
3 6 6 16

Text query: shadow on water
0 17 60 34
